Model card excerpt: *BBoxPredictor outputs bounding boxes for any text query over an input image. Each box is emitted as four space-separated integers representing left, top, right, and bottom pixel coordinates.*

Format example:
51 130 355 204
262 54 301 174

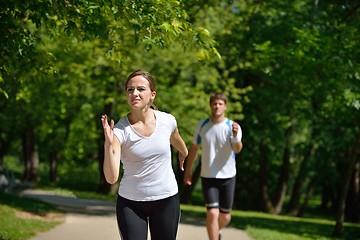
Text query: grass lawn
180 205 360 240
0 192 65 240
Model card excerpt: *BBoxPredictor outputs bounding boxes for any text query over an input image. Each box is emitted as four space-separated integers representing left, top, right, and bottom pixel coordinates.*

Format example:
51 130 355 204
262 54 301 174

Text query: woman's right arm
183 143 199 186
101 115 121 184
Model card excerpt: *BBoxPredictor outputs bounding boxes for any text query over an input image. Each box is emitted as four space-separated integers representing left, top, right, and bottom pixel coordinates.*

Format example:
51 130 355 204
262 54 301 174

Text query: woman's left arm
170 127 189 171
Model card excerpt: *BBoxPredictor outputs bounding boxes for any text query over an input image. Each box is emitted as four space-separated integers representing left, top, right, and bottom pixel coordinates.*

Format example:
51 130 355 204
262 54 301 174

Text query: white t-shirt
113 110 178 201
192 118 242 179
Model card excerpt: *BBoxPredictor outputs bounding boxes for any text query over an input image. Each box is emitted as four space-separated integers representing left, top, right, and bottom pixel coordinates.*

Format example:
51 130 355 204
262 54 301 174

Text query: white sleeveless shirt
113 110 178 201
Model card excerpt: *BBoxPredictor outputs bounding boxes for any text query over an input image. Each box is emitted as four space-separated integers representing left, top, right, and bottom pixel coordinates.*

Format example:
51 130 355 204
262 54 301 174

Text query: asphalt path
20 189 251 240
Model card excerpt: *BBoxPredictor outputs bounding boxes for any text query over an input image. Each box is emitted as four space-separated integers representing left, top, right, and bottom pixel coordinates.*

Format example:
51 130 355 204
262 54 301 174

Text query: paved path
21 189 251 240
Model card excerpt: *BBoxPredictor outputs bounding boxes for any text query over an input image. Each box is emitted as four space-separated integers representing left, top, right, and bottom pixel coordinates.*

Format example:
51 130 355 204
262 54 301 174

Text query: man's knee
219 212 231 226
207 208 219 220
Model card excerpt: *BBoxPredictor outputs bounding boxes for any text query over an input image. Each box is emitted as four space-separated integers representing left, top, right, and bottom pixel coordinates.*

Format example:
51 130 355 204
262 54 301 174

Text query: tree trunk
273 126 292 214
30 143 39 182
333 133 360 237
345 157 360 222
352 160 360 222
297 177 315 217
288 144 315 216
321 182 335 210
288 177 304 216
0 131 9 167
22 126 39 183
258 139 274 213
22 128 31 181
49 151 58 184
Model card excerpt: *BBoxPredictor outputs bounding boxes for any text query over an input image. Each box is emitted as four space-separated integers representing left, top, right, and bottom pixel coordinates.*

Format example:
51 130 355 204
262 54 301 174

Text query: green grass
180 205 360 240
0 192 64 240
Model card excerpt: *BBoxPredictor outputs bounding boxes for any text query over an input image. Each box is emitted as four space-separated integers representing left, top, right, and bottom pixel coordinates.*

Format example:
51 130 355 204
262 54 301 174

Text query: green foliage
210 0 360 213
56 162 100 192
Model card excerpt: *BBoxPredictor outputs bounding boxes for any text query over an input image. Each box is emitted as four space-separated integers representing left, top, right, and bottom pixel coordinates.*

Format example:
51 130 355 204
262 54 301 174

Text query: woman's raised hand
101 114 115 144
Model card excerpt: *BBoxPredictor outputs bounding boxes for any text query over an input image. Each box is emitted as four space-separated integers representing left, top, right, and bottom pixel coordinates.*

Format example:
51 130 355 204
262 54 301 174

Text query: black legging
116 194 180 240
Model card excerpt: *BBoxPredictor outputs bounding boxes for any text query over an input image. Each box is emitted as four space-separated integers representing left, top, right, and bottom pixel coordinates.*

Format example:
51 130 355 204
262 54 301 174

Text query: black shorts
116 194 180 240
201 177 236 213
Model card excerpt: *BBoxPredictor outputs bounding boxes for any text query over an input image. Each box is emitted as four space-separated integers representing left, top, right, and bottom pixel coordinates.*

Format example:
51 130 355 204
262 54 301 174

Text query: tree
0 0 218 191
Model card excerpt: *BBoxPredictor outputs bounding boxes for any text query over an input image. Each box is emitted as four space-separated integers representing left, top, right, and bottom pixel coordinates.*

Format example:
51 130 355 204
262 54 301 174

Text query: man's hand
232 121 240 138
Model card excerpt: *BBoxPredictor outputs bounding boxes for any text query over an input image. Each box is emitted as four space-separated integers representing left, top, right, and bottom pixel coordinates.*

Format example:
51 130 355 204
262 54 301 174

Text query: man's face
210 99 227 118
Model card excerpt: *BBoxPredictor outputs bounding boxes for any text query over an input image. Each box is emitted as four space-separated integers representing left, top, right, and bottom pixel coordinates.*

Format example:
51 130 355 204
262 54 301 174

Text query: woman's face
126 75 156 110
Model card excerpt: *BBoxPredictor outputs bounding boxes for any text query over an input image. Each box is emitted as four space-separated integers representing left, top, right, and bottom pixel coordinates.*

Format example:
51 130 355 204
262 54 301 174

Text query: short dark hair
209 92 227 105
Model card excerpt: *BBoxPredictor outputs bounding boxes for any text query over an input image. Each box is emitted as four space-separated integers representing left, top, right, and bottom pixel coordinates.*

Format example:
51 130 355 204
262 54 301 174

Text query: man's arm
232 141 243 154
231 121 243 154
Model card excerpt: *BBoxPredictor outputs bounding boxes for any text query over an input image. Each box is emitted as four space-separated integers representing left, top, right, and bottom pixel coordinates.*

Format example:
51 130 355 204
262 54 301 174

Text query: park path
21 189 252 240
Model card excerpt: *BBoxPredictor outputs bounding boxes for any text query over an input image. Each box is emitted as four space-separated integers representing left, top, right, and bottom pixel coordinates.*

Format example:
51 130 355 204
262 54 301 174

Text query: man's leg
207 210 231 240
219 212 231 229
218 176 236 236
206 208 220 240
202 178 222 240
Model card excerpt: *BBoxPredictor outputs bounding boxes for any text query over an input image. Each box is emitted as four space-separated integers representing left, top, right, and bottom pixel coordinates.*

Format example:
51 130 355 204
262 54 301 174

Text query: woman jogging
101 70 188 240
